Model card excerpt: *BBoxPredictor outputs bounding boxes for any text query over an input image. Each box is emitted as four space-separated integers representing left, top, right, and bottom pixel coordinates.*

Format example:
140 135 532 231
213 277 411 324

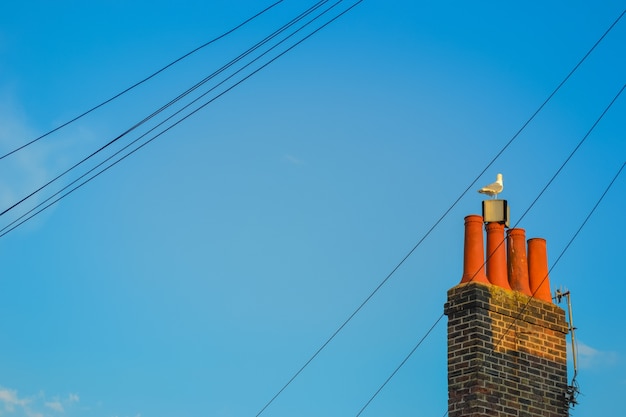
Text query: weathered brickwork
444 282 569 417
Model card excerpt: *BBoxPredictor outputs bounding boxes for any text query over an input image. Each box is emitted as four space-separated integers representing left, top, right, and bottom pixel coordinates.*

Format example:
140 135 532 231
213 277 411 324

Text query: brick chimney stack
445 210 569 417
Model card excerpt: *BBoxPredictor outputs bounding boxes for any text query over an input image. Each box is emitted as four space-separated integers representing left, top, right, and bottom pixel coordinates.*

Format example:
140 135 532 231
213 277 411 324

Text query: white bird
478 173 503 198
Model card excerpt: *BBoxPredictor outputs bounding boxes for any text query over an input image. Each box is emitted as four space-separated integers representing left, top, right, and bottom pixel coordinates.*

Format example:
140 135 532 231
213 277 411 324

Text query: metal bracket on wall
556 288 580 408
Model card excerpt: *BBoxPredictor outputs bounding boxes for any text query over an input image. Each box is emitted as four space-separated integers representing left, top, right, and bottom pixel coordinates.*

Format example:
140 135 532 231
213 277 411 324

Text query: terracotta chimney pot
461 215 490 284
507 228 532 296
528 238 553 303
485 222 510 290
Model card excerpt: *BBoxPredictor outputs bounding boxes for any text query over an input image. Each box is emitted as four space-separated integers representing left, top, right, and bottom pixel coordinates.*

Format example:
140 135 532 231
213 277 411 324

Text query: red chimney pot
528 238 553 303
460 215 490 284
485 222 510 290
507 228 532 296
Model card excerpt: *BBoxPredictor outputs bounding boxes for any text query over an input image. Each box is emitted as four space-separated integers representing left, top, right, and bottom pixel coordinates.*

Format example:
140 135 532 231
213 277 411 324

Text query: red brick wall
444 282 569 417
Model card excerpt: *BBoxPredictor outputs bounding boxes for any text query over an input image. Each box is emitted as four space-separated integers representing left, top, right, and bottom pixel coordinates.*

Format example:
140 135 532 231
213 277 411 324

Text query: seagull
478 173 503 198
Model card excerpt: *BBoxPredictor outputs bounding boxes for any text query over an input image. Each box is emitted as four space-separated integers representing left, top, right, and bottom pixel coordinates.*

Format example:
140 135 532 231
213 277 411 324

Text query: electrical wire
0 2 374 413
0 0 353 238
439 159 626 417
0 0 285 161
358 82 625 416
0 0 332 217
356 315 445 417
253 9 626 416
1 3 623 415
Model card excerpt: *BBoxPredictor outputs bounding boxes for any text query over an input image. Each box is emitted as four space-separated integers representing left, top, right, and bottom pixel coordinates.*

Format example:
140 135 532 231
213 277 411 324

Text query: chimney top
459 201 553 304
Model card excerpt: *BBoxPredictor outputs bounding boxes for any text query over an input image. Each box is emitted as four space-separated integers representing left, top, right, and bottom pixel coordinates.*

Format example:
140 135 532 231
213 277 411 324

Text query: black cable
0 0 332 217
0 0 285 161
255 8 626 416
0 5 365 240
0 2 377 412
355 315 445 417
440 160 626 417
359 82 625 417
257 7 625 416
0 0 349 237
1 4 622 414
453 83 625 291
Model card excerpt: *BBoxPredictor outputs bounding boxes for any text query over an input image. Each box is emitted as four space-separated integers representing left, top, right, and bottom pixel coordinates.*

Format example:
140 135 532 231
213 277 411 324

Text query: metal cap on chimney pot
482 199 510 227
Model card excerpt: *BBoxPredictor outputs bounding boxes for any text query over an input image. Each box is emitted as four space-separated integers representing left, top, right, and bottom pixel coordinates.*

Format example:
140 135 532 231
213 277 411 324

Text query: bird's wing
478 182 502 194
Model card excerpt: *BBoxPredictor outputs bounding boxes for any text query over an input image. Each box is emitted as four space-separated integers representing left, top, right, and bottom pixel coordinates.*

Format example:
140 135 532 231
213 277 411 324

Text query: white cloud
44 400 63 412
26 410 44 417
0 386 81 417
0 98 52 222
570 340 619 370
0 91 112 237
0 387 29 411
283 153 304 165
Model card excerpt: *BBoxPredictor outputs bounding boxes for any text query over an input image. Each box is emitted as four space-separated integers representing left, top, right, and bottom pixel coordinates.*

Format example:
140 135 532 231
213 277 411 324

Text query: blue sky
0 1 624 416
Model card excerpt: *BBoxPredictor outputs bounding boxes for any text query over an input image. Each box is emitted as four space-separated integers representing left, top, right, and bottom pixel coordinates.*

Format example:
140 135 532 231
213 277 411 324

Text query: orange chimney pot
528 238 553 303
485 222 510 290
461 215 490 284
507 228 532 296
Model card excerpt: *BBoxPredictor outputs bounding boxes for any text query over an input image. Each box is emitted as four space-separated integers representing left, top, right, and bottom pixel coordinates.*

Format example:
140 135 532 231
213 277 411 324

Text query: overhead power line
0 0 364 238
0 0 333 218
1 3 623 415
253 8 626 417
439 159 626 417
0 0 285 161
358 82 625 416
